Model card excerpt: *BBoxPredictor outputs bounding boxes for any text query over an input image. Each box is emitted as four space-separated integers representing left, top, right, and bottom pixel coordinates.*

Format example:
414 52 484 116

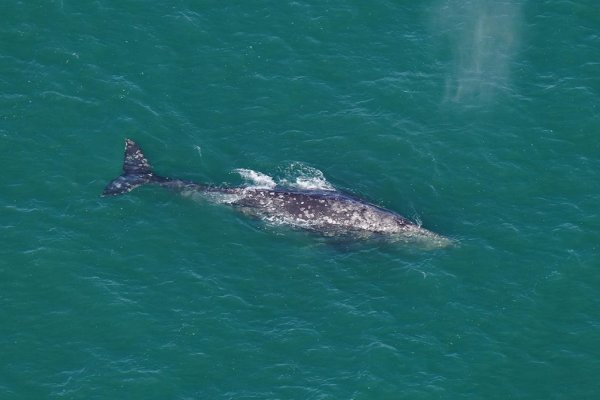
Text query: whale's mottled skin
103 139 449 245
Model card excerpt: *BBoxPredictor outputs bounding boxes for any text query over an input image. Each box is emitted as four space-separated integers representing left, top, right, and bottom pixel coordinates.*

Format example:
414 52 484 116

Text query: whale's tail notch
102 139 154 196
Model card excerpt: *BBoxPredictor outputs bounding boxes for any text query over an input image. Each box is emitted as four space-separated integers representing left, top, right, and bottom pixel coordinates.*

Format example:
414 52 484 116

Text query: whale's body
104 139 449 245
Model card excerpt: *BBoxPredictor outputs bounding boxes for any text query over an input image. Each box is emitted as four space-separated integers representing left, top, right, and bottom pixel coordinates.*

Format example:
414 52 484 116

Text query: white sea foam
279 162 336 191
292 176 335 191
233 163 336 192
233 168 277 189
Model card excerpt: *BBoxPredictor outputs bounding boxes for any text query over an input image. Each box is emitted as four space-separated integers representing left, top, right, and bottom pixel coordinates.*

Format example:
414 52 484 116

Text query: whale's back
231 188 415 235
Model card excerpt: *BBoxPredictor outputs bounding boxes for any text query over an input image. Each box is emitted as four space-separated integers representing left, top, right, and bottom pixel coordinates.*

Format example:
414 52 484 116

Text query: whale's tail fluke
103 139 154 196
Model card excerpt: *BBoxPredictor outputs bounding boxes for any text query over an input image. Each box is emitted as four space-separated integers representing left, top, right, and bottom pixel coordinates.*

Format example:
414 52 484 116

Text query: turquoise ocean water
2 1 599 398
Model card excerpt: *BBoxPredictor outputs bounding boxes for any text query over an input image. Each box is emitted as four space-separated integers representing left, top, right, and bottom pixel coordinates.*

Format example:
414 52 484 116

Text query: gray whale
104 139 450 246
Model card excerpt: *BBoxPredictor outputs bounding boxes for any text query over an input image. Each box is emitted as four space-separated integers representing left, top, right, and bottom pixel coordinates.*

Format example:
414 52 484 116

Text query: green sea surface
2 1 599 398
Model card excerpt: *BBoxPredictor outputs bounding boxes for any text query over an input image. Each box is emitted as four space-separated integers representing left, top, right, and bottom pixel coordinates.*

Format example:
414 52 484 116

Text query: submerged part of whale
103 139 450 246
